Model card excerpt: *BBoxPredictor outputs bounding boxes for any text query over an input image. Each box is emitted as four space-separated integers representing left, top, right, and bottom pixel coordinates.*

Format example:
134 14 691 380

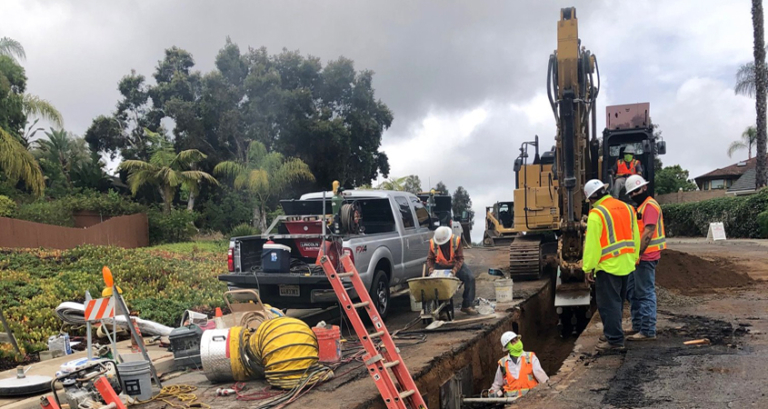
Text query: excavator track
508 235 543 281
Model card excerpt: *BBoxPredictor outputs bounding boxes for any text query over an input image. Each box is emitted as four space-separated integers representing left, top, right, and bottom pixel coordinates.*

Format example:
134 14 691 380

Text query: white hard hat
624 145 637 155
433 226 453 245
583 179 607 201
500 331 518 348
625 174 649 194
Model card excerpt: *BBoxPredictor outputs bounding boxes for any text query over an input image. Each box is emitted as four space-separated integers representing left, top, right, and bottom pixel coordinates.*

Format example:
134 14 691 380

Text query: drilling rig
508 7 665 337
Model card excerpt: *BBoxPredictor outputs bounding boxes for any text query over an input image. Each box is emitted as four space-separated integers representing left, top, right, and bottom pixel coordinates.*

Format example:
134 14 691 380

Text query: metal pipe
321 191 326 258
85 291 92 361
462 397 519 403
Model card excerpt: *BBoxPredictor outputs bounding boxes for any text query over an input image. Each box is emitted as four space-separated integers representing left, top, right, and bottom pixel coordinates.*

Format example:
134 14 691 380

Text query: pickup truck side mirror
656 141 666 155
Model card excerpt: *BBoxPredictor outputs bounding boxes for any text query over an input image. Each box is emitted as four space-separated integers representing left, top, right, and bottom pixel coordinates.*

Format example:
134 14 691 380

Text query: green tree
452 186 474 224
728 126 758 159
0 128 43 196
435 181 448 195
22 95 63 143
119 129 218 213
402 175 422 194
0 55 27 141
0 37 25 62
33 128 90 192
376 176 407 191
654 165 698 195
753 0 767 188
214 141 314 230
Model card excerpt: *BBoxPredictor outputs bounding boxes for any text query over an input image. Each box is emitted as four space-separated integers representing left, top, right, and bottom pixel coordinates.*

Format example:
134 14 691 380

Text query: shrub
13 200 73 226
662 189 768 238
148 208 199 244
0 195 15 217
64 190 144 217
0 246 227 356
230 223 258 238
758 211 768 238
199 188 254 234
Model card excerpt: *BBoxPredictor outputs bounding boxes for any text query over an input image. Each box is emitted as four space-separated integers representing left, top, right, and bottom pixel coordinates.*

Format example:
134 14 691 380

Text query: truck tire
369 270 390 320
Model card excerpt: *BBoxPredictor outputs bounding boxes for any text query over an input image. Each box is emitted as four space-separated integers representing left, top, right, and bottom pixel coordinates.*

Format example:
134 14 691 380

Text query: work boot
460 307 479 315
595 340 625 352
626 332 656 341
624 329 639 336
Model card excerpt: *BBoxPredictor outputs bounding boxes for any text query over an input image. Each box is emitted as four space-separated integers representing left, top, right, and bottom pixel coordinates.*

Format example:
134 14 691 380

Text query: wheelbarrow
407 274 461 325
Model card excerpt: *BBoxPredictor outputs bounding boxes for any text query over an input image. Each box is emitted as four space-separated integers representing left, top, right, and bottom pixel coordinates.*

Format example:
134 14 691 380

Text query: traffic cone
214 307 225 329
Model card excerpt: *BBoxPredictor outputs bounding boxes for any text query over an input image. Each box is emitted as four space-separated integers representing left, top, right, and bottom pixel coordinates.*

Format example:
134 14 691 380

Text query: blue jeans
596 271 628 346
627 260 658 337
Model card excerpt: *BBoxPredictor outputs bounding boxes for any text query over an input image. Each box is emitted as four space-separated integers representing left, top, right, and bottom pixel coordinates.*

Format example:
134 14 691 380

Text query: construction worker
611 145 643 197
427 226 477 315
582 179 640 351
489 331 549 397
624 175 665 341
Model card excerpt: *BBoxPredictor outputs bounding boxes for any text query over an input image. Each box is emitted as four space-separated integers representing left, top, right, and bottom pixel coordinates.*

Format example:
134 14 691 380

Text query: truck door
410 196 432 269
394 195 423 279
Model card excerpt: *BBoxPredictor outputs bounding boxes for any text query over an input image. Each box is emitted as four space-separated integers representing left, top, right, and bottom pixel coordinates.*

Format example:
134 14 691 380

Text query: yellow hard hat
332 180 340 194
430 189 436 194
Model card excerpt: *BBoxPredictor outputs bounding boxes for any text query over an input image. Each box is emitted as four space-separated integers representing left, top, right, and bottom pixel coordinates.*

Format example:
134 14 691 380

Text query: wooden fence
0 213 149 249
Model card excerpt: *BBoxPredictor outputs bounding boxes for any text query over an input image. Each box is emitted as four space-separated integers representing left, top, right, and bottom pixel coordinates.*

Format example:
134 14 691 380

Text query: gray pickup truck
219 190 438 318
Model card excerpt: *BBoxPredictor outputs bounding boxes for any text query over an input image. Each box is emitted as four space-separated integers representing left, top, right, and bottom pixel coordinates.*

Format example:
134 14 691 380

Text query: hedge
0 245 227 357
662 189 768 238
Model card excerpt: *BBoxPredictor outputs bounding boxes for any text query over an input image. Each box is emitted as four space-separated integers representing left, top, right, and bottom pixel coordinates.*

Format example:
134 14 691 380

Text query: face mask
631 191 649 206
506 340 523 357
624 154 633 162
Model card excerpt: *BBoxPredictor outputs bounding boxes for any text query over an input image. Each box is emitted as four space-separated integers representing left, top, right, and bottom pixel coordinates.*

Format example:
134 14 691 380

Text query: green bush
64 190 144 217
199 188 254 234
757 211 768 238
0 195 16 217
230 223 258 238
148 208 199 245
13 201 73 226
662 189 768 238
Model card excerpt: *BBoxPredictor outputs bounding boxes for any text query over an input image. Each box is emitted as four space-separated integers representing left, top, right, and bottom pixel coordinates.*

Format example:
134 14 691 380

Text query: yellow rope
134 384 211 408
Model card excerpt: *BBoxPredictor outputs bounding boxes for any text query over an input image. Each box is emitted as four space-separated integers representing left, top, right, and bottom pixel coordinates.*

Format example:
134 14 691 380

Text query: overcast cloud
1 0 759 241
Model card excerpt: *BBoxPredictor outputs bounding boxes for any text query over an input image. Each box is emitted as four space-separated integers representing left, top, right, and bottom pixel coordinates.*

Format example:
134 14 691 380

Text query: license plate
279 285 300 297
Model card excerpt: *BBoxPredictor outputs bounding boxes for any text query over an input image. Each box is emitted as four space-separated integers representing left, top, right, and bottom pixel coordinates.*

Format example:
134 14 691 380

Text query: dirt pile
657 250 752 294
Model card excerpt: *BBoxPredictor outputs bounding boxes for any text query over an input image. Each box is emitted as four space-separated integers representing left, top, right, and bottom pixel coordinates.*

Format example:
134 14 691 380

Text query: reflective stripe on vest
431 235 461 265
638 197 667 253
499 352 538 397
590 197 637 263
616 159 640 176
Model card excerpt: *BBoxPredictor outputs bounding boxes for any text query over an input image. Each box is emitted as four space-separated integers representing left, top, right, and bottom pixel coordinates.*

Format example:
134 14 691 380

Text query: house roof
727 168 757 193
695 157 756 182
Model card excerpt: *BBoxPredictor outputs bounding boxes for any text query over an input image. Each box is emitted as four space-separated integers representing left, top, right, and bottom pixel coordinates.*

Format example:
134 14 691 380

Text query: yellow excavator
509 7 666 337
483 202 515 247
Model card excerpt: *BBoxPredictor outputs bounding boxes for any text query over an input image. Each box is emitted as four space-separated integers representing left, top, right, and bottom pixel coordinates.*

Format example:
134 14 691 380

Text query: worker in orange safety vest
611 145 644 197
489 331 549 397
427 226 477 315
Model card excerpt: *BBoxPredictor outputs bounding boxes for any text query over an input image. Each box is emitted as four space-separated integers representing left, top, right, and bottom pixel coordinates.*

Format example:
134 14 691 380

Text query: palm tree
376 176 408 191
33 128 90 188
23 95 64 143
119 130 218 213
0 37 25 62
753 0 767 188
728 126 758 159
214 141 315 230
0 128 43 196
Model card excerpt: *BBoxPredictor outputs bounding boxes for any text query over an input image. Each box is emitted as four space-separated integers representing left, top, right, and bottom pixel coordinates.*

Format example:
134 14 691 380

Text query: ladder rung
384 360 400 369
337 272 354 278
399 390 416 399
369 331 385 339
352 301 369 309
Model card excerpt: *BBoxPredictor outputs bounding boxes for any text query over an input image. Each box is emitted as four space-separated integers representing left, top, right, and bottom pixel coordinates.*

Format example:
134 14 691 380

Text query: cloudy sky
1 0 759 240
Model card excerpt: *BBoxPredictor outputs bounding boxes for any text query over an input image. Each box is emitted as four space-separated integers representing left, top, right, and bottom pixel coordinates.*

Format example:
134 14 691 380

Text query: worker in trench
624 175 666 341
427 226 478 315
610 145 644 198
489 331 549 397
582 179 640 352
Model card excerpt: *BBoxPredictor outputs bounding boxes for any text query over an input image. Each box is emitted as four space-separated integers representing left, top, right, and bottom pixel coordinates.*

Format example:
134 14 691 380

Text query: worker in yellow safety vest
611 145 644 197
427 226 477 315
624 175 665 341
489 331 549 397
582 179 640 352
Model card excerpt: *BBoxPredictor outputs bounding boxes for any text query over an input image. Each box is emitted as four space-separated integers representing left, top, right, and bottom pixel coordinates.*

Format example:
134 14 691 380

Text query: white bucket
409 294 421 312
118 360 153 401
494 279 513 303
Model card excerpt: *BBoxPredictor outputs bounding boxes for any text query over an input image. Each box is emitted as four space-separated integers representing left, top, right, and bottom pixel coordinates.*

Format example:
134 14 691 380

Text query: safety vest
430 236 461 266
637 197 667 253
499 352 538 397
590 196 637 263
616 159 641 176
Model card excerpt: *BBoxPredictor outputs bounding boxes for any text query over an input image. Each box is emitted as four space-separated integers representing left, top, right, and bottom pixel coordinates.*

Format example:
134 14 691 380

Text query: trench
373 280 579 409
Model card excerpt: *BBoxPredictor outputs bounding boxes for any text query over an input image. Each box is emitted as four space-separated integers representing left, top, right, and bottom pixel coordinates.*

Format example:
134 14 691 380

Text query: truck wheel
370 270 390 320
